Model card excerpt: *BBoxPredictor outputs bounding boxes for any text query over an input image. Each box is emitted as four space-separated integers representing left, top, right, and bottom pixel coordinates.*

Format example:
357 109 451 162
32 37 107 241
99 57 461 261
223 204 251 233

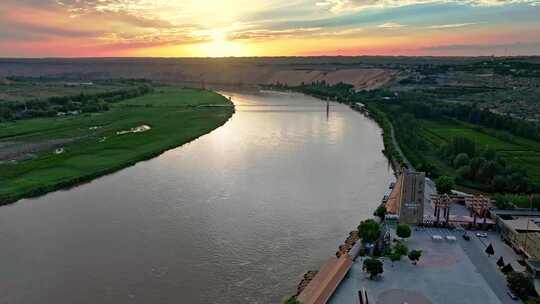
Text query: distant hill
0 57 412 90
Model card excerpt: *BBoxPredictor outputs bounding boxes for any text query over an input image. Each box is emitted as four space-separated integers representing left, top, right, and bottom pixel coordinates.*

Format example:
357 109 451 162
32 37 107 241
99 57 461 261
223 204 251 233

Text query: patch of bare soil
0 138 74 161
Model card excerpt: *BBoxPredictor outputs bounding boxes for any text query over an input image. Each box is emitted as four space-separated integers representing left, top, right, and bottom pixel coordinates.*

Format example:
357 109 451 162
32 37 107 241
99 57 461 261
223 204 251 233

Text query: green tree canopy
453 153 470 168
358 219 381 244
374 206 387 219
363 258 384 280
396 224 412 239
526 297 540 304
408 250 422 265
436 176 455 194
284 297 302 304
390 251 402 263
394 242 409 257
507 272 537 301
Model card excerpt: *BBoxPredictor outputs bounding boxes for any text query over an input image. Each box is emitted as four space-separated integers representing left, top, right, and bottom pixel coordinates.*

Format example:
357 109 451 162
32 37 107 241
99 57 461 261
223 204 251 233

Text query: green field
0 87 234 204
418 119 540 182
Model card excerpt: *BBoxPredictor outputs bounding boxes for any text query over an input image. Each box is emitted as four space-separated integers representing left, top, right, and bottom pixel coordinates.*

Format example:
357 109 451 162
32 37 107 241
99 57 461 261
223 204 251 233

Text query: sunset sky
1 0 540 57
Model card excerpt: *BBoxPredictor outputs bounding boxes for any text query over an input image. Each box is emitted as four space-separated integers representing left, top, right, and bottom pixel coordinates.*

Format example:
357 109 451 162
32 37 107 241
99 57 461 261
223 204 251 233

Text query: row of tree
440 136 531 193
0 84 153 121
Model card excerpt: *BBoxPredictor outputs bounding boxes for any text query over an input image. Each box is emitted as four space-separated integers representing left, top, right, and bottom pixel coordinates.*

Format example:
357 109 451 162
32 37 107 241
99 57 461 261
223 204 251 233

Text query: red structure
465 195 492 228
431 194 453 226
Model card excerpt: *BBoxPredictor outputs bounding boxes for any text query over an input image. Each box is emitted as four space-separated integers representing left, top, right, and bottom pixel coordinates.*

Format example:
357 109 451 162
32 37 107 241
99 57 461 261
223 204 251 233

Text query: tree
374 206 387 219
358 219 381 244
408 250 422 265
363 258 383 279
502 263 515 274
507 272 537 301
453 153 470 168
485 244 495 257
394 242 408 257
457 165 472 181
284 297 302 304
436 176 454 194
396 224 412 240
526 297 540 304
497 256 505 267
389 251 401 265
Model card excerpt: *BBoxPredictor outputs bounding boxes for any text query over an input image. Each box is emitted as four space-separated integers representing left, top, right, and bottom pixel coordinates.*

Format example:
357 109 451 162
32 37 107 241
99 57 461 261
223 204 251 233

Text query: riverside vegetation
0 84 234 204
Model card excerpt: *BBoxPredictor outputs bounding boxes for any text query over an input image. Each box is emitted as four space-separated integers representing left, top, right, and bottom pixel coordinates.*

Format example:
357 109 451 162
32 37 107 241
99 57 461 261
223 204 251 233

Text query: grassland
0 86 234 204
414 118 540 183
0 79 134 102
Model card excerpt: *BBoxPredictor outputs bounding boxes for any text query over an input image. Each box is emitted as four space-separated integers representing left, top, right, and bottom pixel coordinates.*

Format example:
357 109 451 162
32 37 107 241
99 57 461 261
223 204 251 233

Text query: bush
408 250 422 265
363 258 383 279
394 242 409 257
453 153 470 168
396 224 412 239
436 176 455 194
284 297 302 304
507 272 537 301
374 206 387 219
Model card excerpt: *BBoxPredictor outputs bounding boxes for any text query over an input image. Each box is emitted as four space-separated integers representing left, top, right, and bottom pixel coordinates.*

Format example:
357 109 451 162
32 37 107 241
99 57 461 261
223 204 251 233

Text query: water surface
0 91 393 304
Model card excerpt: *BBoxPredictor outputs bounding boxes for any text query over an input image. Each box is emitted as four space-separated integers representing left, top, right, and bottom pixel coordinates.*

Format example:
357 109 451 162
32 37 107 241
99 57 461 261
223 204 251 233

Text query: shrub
374 206 387 219
394 242 409 257
363 258 383 279
507 272 537 301
396 224 412 239
436 176 455 194
408 250 422 265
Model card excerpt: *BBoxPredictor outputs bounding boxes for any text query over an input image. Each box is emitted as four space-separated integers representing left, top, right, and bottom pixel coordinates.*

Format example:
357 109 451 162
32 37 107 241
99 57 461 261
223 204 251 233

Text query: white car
476 232 488 238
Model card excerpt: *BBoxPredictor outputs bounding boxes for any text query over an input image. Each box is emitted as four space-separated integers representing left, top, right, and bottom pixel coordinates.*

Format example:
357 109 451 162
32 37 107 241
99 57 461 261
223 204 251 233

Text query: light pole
524 194 533 256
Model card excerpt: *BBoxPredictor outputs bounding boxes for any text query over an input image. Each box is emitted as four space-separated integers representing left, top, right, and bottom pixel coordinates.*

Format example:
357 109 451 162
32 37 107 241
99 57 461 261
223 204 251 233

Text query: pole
524 195 533 255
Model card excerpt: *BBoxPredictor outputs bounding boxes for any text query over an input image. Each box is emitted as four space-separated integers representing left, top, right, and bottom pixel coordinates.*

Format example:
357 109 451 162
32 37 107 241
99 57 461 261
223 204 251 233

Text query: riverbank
0 87 234 205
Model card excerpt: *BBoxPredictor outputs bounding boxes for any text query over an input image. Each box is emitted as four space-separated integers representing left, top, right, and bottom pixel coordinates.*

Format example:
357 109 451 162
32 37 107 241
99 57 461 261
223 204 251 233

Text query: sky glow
1 0 539 57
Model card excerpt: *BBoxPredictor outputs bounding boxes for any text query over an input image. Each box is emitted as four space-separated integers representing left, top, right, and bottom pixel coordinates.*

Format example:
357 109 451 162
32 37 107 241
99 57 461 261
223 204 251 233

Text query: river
0 90 393 304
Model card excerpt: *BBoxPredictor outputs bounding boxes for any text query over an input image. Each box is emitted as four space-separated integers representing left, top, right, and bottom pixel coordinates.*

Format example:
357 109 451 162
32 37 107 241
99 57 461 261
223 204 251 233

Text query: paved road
459 234 521 304
389 122 414 170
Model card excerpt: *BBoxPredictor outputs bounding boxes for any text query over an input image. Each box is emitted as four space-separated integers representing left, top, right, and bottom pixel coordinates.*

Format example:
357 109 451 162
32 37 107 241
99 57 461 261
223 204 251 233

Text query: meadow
0 87 234 204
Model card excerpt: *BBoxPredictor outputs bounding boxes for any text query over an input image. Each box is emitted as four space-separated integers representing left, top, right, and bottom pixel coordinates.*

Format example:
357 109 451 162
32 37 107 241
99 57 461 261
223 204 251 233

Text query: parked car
476 232 488 238
462 234 471 241
507 290 518 300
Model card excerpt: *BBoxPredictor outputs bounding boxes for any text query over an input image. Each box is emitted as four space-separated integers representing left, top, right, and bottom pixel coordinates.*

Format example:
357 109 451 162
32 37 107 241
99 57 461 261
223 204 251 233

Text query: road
389 122 414 171
459 234 521 304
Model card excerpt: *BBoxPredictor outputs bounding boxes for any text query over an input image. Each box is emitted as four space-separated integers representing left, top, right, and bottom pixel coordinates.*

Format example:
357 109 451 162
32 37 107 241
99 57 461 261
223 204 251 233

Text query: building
385 170 425 225
398 170 425 224
493 209 540 260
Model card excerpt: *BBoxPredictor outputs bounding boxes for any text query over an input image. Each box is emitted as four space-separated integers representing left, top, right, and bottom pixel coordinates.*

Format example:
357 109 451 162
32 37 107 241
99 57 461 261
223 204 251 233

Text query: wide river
0 91 393 304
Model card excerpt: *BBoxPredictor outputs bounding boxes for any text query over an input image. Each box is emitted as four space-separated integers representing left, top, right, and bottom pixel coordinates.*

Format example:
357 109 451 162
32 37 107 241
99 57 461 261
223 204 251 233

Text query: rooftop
385 174 403 215
501 216 540 233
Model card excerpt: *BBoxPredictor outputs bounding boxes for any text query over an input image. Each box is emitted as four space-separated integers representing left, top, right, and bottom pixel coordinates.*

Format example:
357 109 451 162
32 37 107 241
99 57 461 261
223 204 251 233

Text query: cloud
377 22 406 28
427 22 477 29
316 0 540 13
229 27 323 40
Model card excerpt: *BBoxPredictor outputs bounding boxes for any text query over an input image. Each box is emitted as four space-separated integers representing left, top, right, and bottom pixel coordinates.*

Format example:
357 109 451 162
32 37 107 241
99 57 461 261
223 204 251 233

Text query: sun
197 29 247 57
